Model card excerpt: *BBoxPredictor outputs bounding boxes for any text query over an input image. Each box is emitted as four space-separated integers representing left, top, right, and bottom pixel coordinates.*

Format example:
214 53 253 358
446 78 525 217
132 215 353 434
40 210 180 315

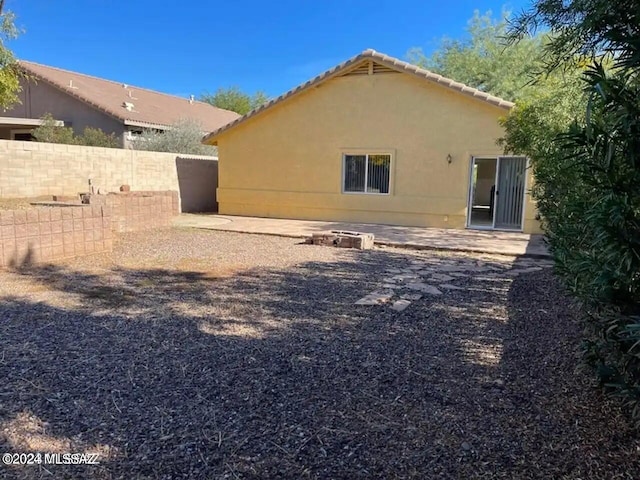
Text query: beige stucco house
1 61 239 148
203 49 541 234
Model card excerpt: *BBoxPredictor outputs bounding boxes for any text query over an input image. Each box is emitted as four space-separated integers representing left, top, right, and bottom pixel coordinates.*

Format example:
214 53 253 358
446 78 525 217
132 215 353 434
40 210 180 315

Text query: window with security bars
343 153 391 194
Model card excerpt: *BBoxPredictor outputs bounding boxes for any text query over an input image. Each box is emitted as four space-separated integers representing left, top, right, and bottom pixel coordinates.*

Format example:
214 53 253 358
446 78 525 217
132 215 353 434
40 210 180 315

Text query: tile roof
203 49 515 145
19 60 240 131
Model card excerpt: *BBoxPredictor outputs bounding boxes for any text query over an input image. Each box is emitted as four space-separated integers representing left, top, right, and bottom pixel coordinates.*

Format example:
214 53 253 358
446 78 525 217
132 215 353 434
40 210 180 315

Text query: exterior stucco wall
216 72 541 233
4 78 126 145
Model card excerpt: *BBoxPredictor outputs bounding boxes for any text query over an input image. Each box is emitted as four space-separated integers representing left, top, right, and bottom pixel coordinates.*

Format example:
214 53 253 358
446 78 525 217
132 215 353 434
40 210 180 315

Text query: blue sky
6 0 530 99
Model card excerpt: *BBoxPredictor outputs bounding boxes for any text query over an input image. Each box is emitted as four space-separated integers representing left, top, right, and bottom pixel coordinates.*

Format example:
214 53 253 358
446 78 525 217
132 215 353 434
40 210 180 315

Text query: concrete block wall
87 191 179 233
0 140 217 211
0 205 112 267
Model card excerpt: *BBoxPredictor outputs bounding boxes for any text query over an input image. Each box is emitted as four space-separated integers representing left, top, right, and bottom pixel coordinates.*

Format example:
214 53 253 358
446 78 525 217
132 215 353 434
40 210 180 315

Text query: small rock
355 290 394 305
401 293 422 301
355 294 376 305
391 300 411 312
462 442 471 451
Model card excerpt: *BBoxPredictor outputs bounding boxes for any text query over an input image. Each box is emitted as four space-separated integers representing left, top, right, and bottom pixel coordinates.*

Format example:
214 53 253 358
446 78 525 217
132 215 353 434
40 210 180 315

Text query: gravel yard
0 228 638 479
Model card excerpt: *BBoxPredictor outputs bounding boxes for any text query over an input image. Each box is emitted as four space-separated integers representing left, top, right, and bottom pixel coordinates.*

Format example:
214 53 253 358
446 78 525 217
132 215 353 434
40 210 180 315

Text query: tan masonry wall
0 140 216 201
87 191 179 233
0 191 180 268
0 205 112 267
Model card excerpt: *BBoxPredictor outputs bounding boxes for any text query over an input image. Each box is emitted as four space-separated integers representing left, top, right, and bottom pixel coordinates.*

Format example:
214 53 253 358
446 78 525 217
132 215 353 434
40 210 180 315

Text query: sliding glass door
467 156 527 231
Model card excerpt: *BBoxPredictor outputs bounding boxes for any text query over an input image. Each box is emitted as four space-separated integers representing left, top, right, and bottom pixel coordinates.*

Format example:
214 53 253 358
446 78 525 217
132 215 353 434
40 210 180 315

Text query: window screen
343 153 391 194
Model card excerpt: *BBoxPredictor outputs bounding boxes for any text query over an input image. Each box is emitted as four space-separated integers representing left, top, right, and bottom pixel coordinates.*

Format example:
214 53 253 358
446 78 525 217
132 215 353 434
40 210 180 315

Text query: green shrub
505 0 640 427
506 69 640 426
78 126 119 148
32 114 119 148
132 118 217 155
549 66 640 423
31 114 76 144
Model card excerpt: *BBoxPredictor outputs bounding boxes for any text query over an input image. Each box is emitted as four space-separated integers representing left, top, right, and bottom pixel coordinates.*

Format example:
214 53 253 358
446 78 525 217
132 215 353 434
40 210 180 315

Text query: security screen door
494 156 527 230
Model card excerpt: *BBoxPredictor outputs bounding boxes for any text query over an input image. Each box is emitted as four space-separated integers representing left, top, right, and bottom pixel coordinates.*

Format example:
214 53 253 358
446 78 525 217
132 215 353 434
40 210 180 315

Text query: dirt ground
0 228 638 479
0 198 39 211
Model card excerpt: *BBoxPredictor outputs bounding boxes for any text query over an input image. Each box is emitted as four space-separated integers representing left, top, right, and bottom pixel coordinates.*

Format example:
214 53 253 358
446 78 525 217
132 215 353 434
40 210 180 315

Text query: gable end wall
216 72 540 233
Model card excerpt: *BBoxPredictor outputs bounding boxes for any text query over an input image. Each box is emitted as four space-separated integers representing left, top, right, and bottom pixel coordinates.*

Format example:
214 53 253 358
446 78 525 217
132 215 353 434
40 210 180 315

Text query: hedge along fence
0 140 219 212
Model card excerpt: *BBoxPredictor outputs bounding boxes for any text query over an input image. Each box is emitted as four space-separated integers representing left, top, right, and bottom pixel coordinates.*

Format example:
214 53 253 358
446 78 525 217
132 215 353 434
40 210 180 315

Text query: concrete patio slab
173 214 549 258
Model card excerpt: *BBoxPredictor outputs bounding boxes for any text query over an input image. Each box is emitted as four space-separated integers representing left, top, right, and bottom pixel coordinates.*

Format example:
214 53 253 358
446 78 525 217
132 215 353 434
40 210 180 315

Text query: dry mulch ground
0 199 39 211
0 228 638 479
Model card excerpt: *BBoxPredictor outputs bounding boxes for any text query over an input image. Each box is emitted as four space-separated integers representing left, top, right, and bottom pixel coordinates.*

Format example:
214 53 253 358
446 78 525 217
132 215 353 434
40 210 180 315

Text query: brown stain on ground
173 259 245 279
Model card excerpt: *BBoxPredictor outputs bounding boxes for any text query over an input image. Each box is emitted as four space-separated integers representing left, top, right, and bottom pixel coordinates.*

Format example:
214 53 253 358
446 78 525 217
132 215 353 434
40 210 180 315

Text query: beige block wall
87 191 179 233
0 205 112 267
0 141 217 208
215 72 542 234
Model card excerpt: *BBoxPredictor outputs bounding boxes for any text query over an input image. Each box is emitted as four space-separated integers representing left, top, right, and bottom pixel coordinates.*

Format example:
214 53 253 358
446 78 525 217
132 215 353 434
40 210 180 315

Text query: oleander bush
504 0 640 426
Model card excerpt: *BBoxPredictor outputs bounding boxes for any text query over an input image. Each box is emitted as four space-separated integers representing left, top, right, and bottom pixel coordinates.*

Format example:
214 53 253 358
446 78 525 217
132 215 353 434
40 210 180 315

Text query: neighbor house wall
4 78 126 145
216 72 541 234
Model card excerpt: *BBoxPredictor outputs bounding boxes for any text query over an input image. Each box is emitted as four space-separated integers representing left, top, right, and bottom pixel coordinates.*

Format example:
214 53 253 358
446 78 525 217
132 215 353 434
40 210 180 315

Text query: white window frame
341 150 394 195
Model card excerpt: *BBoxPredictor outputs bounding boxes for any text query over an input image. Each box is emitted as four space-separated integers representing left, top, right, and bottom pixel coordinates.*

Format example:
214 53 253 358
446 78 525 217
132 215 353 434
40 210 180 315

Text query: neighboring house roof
203 49 514 145
19 60 240 131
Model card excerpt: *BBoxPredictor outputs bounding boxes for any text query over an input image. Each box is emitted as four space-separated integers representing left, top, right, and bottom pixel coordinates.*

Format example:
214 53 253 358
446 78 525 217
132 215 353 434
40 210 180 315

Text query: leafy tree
0 1 22 109
200 86 269 115
508 0 640 72
506 0 640 426
408 10 545 102
132 118 217 155
32 113 119 148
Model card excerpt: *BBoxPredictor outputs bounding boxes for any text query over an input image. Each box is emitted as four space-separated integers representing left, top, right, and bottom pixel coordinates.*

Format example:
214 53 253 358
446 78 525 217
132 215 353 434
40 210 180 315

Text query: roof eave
0 116 64 127
124 119 170 130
